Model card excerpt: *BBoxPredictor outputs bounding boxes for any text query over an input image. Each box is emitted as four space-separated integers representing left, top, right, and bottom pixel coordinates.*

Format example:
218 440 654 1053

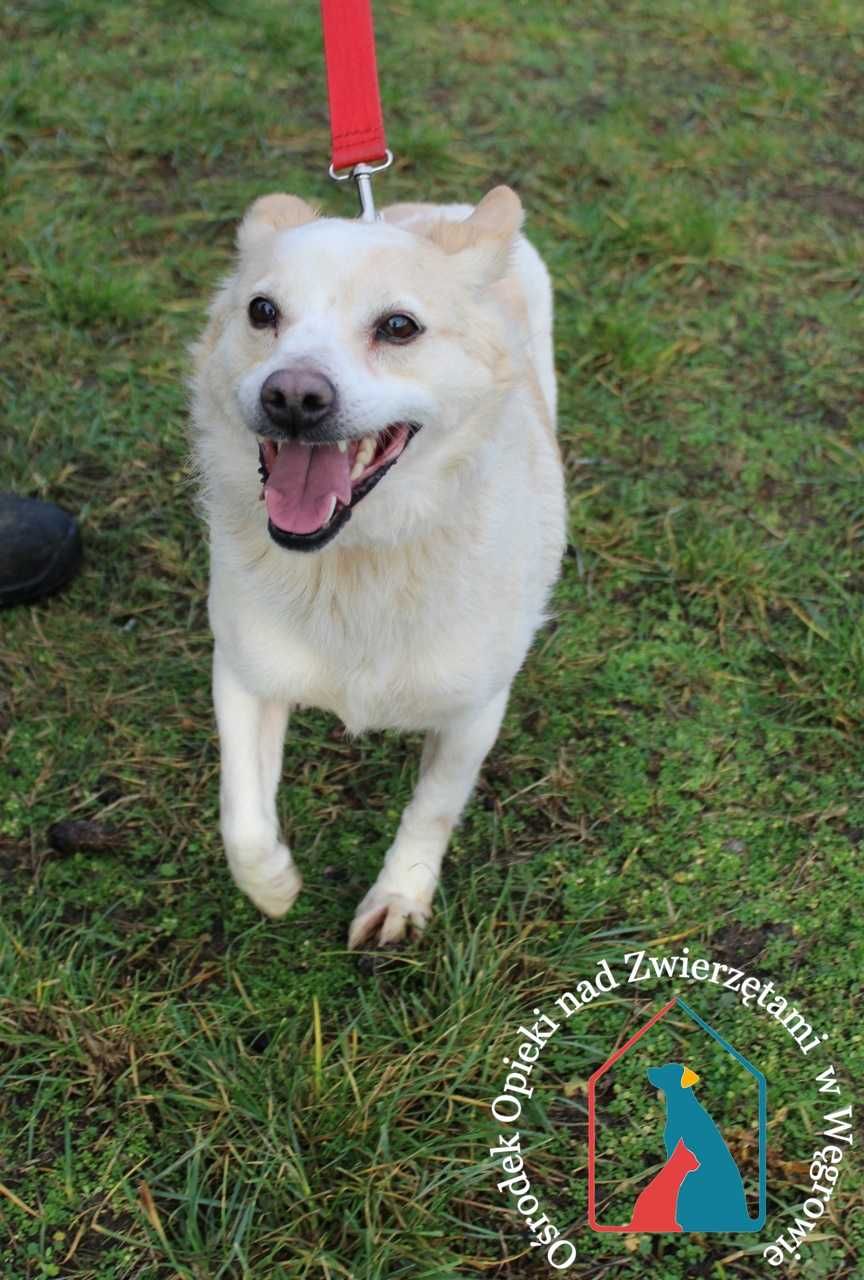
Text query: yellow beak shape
681 1066 700 1088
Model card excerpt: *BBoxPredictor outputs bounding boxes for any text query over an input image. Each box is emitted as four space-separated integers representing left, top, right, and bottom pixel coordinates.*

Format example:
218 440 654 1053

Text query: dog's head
191 187 523 551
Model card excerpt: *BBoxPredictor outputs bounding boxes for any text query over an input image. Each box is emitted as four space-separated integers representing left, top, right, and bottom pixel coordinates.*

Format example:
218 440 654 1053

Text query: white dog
189 186 565 947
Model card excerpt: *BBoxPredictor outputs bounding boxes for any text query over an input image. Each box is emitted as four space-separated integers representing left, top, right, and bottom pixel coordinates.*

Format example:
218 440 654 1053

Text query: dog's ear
237 194 318 254
426 186 523 285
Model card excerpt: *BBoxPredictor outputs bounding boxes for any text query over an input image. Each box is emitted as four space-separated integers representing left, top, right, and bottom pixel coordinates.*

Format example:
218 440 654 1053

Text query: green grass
1 0 863 1276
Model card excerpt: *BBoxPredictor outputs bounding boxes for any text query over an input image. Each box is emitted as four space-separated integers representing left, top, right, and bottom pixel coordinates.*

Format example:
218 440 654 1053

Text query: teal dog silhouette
647 1062 758 1232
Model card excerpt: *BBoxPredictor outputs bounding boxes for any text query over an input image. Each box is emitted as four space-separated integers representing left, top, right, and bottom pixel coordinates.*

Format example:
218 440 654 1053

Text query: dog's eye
375 312 422 344
248 296 279 330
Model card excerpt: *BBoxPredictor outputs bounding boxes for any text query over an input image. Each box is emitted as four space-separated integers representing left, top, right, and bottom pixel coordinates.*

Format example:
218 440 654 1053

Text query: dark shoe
0 493 83 607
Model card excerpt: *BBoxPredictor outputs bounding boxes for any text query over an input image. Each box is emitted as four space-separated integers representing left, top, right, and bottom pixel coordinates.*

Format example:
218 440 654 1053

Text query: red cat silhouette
628 1138 700 1232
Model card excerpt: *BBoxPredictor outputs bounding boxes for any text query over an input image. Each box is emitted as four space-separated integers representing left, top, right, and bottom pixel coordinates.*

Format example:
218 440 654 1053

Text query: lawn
1 0 862 1277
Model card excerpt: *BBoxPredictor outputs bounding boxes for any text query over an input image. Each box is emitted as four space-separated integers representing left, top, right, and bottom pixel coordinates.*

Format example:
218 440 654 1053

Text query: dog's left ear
237 193 318 255
427 186 524 285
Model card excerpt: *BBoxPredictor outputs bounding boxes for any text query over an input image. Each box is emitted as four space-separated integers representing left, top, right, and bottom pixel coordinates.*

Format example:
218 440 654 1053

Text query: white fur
189 189 565 945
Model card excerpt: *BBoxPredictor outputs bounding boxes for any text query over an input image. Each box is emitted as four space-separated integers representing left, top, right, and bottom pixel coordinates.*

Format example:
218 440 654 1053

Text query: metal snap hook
328 149 394 222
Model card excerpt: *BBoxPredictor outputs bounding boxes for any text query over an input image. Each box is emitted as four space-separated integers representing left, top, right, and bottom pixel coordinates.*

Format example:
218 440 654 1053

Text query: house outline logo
587 995 768 1233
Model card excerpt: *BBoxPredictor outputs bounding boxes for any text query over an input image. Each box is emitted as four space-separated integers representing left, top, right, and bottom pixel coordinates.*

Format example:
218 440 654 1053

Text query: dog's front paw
230 843 302 918
348 885 431 950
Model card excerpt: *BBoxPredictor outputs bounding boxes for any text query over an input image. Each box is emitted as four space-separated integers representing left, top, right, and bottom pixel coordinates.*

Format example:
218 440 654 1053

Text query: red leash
320 0 392 219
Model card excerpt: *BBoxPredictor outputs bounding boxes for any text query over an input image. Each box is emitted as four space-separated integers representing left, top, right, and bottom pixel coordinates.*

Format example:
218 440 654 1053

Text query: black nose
260 367 337 435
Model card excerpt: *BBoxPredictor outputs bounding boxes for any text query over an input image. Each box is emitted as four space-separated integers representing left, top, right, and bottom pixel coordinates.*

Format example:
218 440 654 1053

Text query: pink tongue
264 440 353 535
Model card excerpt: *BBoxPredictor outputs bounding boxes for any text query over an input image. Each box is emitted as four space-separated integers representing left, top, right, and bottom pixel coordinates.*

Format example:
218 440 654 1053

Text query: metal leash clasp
328 149 393 222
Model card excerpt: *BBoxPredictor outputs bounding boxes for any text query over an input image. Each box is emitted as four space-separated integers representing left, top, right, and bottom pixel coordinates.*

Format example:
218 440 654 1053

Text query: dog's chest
232 607 487 732
212 552 514 732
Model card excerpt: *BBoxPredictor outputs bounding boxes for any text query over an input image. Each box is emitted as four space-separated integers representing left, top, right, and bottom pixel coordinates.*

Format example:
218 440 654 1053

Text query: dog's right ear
237 194 318 254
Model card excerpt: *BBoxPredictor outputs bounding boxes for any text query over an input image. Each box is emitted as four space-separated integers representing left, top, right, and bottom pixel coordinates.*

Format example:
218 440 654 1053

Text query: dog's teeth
359 437 376 464
325 496 337 523
337 440 347 453
349 434 377 481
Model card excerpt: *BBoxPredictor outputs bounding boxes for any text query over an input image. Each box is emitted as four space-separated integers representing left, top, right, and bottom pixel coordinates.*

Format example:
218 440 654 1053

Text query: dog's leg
348 687 509 948
213 646 300 917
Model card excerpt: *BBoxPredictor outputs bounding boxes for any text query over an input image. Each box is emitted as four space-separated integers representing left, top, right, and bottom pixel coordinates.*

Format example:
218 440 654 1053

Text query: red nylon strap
320 0 388 171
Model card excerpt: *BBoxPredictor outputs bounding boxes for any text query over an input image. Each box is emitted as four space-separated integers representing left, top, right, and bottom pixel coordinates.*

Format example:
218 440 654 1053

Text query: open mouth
257 423 420 551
